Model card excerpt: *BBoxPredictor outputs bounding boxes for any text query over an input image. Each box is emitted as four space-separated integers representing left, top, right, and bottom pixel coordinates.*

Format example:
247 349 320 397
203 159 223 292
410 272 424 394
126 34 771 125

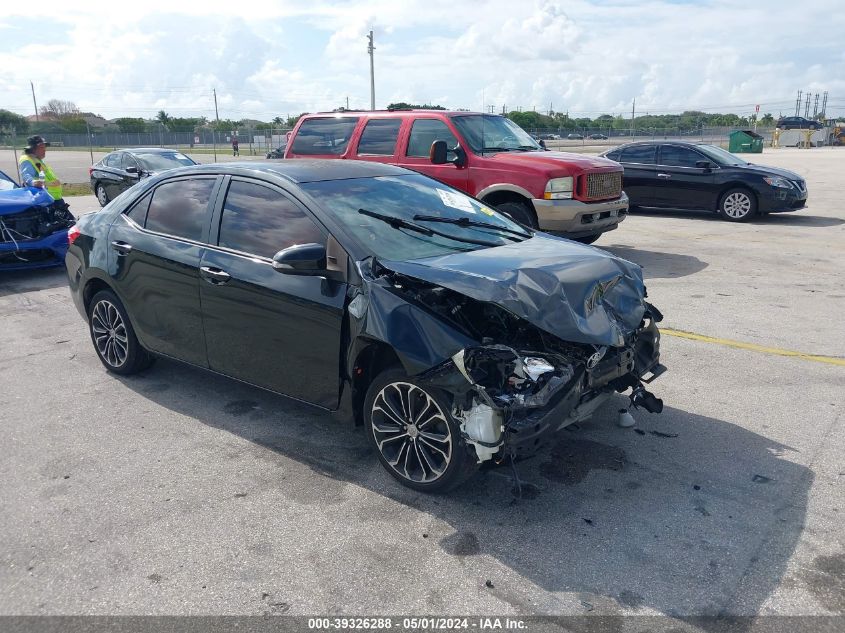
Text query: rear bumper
531 192 629 236
0 229 68 271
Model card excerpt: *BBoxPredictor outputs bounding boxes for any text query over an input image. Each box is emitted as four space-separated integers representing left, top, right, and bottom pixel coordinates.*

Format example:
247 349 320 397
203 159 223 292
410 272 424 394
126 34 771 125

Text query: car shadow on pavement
602 245 708 279
631 207 844 227
0 266 68 299
121 359 810 621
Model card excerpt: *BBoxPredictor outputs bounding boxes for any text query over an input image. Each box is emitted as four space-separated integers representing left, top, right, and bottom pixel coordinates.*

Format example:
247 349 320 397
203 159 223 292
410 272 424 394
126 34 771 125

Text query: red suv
284 110 628 243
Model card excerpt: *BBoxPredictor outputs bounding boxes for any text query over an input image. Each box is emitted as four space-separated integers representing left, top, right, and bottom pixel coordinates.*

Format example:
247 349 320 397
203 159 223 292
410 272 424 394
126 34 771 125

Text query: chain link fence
0 127 293 156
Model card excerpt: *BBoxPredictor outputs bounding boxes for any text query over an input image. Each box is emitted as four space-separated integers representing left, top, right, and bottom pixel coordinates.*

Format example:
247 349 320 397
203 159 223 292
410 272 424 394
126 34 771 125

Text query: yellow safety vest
19 154 63 200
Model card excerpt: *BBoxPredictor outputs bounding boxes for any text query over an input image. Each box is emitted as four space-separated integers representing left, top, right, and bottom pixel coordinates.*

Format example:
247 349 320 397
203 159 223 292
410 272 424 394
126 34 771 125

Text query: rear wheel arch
83 277 113 316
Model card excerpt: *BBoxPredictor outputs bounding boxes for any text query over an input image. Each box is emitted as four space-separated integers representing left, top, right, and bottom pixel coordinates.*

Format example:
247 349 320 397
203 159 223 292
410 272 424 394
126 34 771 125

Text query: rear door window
406 119 458 157
659 145 704 167
356 118 402 155
144 178 215 242
217 180 324 258
620 145 656 164
289 117 359 155
104 153 122 168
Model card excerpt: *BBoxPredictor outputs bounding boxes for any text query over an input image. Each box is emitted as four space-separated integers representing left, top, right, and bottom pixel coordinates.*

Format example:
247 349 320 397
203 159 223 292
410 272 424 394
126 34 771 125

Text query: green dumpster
729 130 764 153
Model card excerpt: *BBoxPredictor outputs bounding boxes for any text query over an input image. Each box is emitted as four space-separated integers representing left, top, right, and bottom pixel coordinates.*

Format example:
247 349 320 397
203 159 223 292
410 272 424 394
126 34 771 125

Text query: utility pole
631 98 636 139
795 90 802 116
804 92 811 118
367 31 376 111
346 96 349 110
821 91 828 121
30 81 39 122
213 88 220 163
813 93 820 118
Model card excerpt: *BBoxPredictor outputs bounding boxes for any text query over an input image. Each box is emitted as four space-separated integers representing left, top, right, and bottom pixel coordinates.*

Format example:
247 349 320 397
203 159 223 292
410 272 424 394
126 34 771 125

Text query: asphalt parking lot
1 148 843 619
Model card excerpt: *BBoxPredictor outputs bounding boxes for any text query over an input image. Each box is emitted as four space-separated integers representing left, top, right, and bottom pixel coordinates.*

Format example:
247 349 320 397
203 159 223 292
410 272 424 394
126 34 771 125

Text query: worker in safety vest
19 135 65 203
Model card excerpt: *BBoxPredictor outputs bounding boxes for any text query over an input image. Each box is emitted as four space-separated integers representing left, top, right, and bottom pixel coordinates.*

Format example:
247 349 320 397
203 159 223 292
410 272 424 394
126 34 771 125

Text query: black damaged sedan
66 160 665 491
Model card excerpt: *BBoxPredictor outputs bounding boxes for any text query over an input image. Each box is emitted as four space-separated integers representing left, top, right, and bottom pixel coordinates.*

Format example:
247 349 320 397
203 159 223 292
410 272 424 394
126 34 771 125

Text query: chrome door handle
657 173 672 179
200 266 231 284
111 240 132 255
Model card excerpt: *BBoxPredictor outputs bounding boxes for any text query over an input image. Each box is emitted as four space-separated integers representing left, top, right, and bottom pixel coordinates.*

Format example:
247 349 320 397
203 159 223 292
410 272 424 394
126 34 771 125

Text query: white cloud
1 0 843 121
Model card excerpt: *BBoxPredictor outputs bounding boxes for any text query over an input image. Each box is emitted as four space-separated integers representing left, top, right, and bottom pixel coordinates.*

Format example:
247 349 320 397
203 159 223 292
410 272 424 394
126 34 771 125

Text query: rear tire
364 368 477 492
719 188 757 222
95 183 110 207
88 289 155 375
494 201 537 228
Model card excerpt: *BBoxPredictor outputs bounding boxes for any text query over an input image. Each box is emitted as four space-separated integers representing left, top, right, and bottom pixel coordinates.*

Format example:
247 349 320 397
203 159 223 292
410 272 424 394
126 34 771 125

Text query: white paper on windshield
437 188 476 214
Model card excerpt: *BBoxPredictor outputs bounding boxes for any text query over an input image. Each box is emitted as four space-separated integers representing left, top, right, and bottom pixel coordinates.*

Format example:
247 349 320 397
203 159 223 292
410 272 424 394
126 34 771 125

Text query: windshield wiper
413 214 531 240
357 208 503 247
479 146 513 153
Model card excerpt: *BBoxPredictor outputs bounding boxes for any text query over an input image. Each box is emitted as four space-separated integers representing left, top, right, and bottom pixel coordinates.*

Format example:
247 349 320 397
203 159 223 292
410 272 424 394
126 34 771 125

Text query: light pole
367 31 375 111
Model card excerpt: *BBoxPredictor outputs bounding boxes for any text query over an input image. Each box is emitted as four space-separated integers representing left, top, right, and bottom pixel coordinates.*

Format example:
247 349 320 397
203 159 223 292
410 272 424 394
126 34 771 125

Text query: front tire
364 368 476 492
88 290 155 375
574 234 601 245
494 201 537 228
95 183 110 207
719 188 757 222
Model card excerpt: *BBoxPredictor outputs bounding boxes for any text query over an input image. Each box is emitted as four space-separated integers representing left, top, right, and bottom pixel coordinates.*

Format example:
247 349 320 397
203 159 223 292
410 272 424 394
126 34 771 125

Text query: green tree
114 117 147 133
0 109 29 134
156 110 172 129
60 117 88 133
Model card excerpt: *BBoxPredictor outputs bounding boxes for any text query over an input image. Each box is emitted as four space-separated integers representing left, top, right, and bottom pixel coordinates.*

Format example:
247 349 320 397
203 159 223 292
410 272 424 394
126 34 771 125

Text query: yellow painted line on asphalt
661 328 845 367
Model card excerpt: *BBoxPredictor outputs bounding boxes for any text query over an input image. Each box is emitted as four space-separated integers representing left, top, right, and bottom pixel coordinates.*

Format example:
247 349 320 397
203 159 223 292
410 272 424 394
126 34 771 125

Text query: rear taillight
68 225 81 245
88 167 93 176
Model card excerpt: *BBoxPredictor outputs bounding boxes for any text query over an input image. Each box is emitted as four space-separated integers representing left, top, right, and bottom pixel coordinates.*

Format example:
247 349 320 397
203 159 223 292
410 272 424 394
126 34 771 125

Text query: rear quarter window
290 117 359 155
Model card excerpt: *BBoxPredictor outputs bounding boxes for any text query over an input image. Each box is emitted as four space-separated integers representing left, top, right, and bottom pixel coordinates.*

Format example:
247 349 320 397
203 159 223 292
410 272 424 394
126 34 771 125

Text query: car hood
734 163 804 181
486 150 622 175
0 187 54 216
381 233 646 347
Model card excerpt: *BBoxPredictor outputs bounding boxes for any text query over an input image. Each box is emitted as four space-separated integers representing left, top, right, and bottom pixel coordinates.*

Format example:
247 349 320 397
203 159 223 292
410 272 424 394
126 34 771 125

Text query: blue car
0 168 75 271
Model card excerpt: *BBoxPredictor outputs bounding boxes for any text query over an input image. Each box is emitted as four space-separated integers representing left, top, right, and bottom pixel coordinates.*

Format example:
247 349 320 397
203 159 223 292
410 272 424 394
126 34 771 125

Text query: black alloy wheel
364 368 476 492
87 289 155 374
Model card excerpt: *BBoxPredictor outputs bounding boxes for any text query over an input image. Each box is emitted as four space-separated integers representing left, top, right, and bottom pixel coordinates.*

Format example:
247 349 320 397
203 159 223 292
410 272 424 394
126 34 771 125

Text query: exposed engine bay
374 267 666 464
0 201 75 262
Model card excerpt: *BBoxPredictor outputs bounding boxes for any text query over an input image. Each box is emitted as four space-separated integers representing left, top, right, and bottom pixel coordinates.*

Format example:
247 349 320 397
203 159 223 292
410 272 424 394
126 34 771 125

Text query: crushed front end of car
0 188 75 271
349 234 666 464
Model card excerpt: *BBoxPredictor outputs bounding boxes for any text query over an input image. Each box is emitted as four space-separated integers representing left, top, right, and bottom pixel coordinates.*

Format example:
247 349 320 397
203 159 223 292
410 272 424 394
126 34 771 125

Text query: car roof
154 159 412 184
112 148 188 154
301 109 487 119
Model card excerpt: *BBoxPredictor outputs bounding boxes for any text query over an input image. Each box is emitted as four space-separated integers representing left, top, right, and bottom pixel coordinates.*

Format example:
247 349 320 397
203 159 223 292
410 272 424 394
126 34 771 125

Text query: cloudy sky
1 0 843 122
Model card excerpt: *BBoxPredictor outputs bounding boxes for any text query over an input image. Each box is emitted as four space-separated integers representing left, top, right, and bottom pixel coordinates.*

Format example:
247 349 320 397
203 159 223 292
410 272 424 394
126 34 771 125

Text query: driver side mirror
539 140 547 150
125 166 139 175
695 160 714 171
430 140 467 167
272 243 327 275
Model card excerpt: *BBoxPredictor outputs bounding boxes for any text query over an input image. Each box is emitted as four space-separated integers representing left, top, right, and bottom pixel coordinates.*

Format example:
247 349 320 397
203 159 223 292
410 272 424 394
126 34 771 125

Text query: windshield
301 174 527 260
136 152 196 171
452 115 542 153
0 170 17 191
696 144 748 166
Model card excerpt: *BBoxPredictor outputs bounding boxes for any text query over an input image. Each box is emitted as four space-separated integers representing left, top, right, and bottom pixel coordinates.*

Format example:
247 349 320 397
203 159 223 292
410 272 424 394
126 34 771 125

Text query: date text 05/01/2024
308 617 527 630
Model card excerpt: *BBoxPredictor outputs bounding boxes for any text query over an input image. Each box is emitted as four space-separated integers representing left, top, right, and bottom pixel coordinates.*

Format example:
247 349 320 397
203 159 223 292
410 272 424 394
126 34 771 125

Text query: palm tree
272 116 284 125
156 110 172 130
